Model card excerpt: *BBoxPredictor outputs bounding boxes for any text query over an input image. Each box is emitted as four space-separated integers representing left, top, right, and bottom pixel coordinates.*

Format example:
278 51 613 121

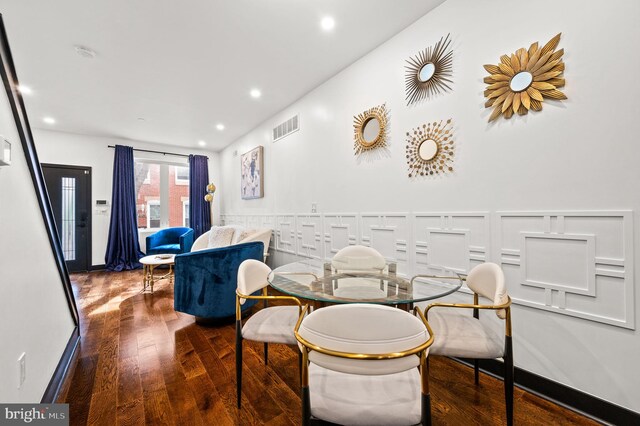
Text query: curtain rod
107 145 207 159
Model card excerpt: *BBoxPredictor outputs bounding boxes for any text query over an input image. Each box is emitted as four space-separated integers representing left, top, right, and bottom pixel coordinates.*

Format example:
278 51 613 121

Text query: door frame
41 163 92 272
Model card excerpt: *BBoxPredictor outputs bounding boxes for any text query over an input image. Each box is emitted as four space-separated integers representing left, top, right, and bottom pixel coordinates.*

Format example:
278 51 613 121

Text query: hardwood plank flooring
62 270 599 426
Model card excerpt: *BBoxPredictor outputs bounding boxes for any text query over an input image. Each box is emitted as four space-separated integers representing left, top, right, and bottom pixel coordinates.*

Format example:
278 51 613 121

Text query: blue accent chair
146 227 194 255
174 241 263 322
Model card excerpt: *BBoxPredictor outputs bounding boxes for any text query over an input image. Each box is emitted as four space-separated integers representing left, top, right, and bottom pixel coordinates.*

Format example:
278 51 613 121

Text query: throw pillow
237 229 256 243
207 226 235 248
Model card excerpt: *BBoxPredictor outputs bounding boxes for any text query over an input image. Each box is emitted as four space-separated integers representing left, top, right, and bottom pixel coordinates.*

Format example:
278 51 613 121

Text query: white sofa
192 225 272 260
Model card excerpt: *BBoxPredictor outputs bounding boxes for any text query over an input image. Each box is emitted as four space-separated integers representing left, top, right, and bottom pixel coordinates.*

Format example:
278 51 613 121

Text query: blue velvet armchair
146 227 194 255
173 241 263 322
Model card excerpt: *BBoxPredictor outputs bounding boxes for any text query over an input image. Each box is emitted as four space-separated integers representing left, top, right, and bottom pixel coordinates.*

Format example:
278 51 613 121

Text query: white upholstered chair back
297 303 430 375
237 229 272 259
331 245 386 272
466 262 508 319
237 259 271 305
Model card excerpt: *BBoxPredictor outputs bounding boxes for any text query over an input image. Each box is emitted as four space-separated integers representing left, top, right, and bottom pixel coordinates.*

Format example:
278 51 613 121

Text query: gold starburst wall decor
406 119 454 178
484 33 566 122
353 103 388 156
405 33 453 105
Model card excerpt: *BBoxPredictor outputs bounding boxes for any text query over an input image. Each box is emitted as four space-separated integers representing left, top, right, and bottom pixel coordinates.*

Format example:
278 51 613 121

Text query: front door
42 164 91 272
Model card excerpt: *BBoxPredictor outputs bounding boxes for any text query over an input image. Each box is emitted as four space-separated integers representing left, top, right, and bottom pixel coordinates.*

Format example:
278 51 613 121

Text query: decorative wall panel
496 211 634 329
222 210 634 329
220 214 246 227
414 212 490 276
276 214 296 255
295 214 323 260
322 213 359 260
360 213 410 275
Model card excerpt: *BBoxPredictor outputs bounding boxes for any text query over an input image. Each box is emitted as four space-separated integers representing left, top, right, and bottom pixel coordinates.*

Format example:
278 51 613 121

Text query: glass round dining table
267 259 464 306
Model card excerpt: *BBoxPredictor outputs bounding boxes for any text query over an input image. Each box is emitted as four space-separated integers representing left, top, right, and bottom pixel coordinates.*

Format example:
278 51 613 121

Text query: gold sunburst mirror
484 33 567 122
353 103 388 155
406 119 454 178
405 34 453 105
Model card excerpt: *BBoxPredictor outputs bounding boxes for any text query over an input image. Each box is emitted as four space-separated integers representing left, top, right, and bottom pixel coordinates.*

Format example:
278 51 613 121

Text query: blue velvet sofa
173 241 263 323
146 227 194 255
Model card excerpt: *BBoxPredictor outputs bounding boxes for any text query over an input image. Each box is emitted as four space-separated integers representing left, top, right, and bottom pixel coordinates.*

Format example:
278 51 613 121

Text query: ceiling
0 0 445 151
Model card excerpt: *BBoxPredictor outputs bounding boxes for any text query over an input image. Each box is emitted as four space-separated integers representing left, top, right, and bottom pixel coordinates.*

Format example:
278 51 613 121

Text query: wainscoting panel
222 214 277 249
276 214 297 255
496 211 634 329
220 214 247 227
295 214 323 260
221 209 634 329
413 212 490 276
360 213 411 275
322 213 359 260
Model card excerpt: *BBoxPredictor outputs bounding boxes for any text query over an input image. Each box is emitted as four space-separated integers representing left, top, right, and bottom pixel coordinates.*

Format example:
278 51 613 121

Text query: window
135 161 190 229
147 200 160 228
183 201 190 227
175 166 189 185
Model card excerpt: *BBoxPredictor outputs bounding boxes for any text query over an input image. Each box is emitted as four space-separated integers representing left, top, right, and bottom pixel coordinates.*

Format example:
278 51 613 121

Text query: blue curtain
189 154 211 239
105 145 144 271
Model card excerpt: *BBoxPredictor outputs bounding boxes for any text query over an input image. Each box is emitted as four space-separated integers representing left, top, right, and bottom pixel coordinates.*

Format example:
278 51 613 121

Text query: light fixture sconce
204 183 216 225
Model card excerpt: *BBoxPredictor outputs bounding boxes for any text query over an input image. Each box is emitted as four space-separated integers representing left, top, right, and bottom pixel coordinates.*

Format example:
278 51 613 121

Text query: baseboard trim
41 327 80 403
90 264 106 271
455 357 639 425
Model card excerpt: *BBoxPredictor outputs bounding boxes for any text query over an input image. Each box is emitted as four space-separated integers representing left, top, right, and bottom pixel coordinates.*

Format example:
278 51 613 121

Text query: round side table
139 254 176 293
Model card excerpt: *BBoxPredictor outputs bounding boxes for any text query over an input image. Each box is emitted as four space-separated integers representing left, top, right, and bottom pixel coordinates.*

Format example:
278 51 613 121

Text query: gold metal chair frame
235 288 302 408
425 287 514 426
294 305 435 426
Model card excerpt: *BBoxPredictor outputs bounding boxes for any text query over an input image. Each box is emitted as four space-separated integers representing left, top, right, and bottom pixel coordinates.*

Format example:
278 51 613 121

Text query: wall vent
272 114 299 142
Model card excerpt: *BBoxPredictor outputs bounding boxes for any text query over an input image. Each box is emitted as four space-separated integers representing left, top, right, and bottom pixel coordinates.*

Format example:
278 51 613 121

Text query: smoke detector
74 45 97 59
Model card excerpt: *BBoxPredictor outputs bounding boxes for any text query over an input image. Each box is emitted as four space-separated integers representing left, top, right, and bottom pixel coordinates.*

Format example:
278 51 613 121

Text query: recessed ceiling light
320 16 336 31
17 85 32 94
250 89 261 99
198 140 206 146
43 117 56 124
74 45 97 59
216 123 225 131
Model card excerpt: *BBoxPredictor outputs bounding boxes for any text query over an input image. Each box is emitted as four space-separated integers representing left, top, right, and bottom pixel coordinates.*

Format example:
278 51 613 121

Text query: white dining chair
295 303 434 426
235 259 303 408
425 262 513 425
330 244 388 273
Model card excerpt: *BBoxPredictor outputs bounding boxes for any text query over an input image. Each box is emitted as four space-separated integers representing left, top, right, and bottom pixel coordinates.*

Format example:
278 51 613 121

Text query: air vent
272 114 299 142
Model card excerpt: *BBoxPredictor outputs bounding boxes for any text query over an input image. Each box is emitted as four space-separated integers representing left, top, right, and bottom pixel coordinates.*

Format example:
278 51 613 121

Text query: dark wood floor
60 270 599 426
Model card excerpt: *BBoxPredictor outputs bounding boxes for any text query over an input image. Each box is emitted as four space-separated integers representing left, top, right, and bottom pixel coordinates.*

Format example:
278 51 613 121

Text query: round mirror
418 63 436 82
509 71 533 92
418 139 439 161
362 117 381 144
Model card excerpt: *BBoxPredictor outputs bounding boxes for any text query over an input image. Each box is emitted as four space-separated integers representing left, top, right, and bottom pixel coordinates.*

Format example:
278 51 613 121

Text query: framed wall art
405 33 453 105
483 33 566 122
353 103 389 156
241 146 264 199
405 119 455 178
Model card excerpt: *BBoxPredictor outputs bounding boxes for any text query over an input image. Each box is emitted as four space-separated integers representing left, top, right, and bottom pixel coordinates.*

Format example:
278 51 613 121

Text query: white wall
33 129 221 266
0 92 75 400
219 0 640 413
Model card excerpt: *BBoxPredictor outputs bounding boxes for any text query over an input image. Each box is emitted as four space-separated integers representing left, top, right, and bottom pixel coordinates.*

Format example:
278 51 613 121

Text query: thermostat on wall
0 137 11 166
96 199 109 213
